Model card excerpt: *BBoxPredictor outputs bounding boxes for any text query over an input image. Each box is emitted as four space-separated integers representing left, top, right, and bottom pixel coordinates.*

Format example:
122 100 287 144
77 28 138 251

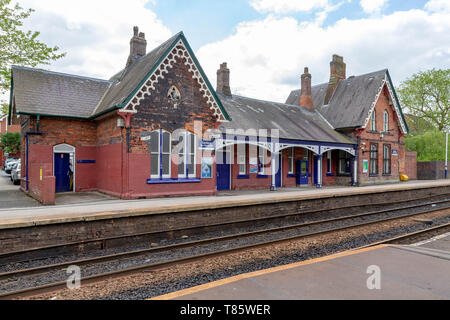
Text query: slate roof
218 93 354 145
11 66 111 118
286 69 388 130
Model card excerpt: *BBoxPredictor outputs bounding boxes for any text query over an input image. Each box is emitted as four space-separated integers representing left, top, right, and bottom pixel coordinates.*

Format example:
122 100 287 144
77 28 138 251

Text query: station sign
199 139 215 150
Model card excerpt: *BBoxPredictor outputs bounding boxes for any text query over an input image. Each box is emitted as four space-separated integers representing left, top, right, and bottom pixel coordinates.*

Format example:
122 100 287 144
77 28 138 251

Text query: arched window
371 110 376 131
383 110 389 132
150 130 171 179
168 85 181 102
177 131 196 178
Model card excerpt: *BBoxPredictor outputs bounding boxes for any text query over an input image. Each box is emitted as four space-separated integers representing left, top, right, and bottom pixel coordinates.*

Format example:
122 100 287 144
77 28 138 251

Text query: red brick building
8 28 408 204
287 55 409 186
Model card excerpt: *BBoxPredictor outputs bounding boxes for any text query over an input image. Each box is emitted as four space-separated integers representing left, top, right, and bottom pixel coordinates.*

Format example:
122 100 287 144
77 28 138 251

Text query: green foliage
398 68 450 132
0 131 20 154
0 0 65 114
405 130 450 162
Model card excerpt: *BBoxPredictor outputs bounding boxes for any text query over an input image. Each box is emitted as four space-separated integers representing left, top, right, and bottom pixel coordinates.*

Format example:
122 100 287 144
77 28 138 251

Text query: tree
0 131 20 154
405 129 450 162
398 69 449 132
0 0 65 114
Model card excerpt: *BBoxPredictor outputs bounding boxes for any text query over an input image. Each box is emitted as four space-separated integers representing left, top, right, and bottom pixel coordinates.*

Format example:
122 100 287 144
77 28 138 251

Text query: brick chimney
126 26 147 69
216 62 232 97
299 67 314 111
324 54 346 105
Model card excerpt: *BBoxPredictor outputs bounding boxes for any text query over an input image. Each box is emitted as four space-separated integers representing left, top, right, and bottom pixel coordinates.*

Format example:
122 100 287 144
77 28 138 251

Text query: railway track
1 198 450 300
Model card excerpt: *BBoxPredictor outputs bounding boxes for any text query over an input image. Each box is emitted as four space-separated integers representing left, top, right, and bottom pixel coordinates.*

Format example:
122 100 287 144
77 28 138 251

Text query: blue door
216 149 230 191
275 153 282 188
296 160 309 185
55 153 70 193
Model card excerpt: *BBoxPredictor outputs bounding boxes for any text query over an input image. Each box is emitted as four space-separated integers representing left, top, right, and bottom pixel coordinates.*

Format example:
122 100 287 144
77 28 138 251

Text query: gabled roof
286 69 408 133
92 32 183 116
10 66 111 119
218 93 354 145
10 32 230 122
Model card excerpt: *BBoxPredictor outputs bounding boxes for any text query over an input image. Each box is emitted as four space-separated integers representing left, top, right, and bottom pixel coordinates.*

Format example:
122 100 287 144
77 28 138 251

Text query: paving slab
154 237 450 300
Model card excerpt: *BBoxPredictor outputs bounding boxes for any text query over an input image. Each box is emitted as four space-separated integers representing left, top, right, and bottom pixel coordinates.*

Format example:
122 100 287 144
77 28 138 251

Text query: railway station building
8 27 409 204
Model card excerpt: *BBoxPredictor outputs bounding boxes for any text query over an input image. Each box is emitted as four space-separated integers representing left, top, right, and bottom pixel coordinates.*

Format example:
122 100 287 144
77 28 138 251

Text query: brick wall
351 85 405 186
405 150 417 180
417 161 447 180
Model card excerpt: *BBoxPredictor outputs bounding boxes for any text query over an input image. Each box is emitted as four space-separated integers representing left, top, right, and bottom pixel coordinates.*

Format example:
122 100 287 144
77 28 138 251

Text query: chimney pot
324 54 346 105
217 62 232 97
126 26 147 69
299 66 314 111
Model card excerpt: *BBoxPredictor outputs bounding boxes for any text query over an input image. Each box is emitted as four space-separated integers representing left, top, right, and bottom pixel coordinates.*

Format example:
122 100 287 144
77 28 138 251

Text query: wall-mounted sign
201 158 213 178
249 157 258 173
363 160 369 173
199 140 215 150
392 150 398 156
77 160 96 164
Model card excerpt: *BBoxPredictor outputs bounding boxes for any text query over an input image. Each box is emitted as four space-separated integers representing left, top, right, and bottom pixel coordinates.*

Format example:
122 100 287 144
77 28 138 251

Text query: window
383 144 391 175
327 151 332 174
370 143 378 175
383 110 389 132
288 147 294 174
168 85 181 102
338 150 351 175
178 131 196 178
150 130 171 179
258 147 267 175
237 144 246 175
371 110 376 131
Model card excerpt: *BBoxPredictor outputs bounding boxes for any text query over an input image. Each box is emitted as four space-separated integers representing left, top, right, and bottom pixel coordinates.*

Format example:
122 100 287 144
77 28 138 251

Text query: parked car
11 162 21 185
4 158 19 174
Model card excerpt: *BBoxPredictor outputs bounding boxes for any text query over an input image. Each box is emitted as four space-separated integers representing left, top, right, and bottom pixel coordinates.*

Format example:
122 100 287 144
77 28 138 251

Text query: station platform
0 180 449 230
154 233 450 300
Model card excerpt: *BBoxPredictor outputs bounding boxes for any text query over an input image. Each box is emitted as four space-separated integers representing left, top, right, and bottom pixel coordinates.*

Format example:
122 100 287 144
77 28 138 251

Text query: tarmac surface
0 179 449 230
154 233 450 300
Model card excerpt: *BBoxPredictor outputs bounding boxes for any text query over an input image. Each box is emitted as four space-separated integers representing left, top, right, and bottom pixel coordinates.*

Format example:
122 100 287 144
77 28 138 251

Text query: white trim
321 146 355 156
120 40 228 122
53 143 76 193
362 75 407 134
276 143 319 154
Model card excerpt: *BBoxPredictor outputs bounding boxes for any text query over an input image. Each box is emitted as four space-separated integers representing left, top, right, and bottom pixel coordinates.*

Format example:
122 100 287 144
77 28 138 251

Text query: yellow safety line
150 244 389 300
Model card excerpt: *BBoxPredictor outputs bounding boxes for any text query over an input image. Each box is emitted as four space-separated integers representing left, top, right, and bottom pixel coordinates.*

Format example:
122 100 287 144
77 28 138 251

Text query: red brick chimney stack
217 62 232 97
126 26 147 69
299 67 314 111
324 54 346 105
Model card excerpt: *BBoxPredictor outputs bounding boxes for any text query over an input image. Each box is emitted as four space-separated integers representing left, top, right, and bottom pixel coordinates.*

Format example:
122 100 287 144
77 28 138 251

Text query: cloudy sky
12 0 450 103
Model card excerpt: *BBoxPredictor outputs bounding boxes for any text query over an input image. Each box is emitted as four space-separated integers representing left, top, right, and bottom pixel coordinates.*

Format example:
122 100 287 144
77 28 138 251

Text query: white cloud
425 0 450 12
197 7 450 103
18 0 172 79
250 0 330 14
360 0 388 14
